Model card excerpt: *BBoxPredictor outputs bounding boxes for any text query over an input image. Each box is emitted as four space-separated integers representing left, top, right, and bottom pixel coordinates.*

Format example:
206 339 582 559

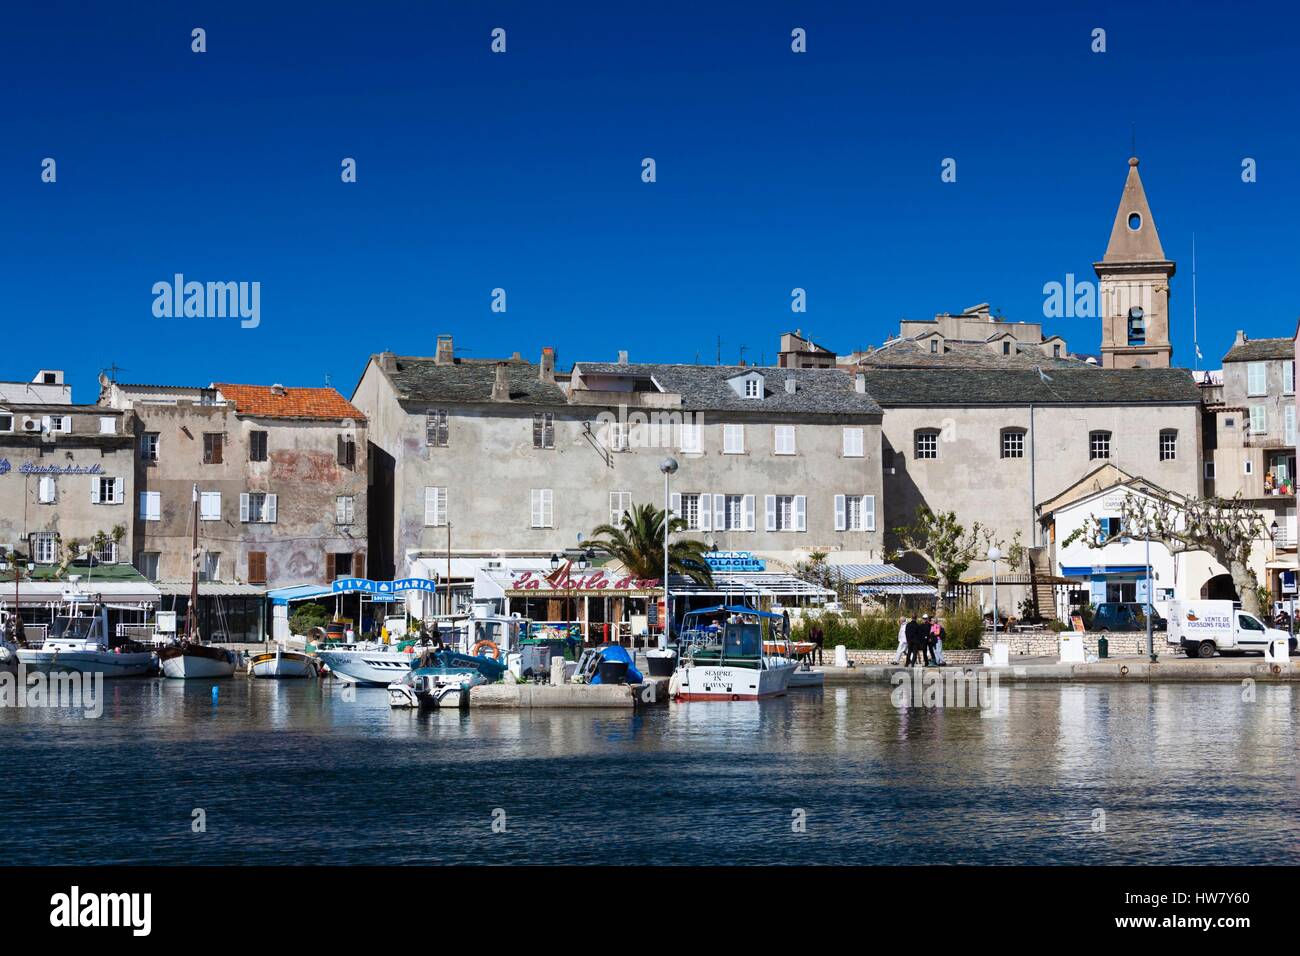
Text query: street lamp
659 457 679 649
549 552 561 572
987 546 1001 637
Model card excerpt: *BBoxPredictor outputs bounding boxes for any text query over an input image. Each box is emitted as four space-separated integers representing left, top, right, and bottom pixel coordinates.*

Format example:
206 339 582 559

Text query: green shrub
938 606 985 649
793 613 902 650
289 602 332 636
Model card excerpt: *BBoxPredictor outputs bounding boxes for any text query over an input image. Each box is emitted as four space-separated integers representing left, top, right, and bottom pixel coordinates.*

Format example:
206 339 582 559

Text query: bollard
1098 635 1109 659
549 654 566 685
834 645 848 668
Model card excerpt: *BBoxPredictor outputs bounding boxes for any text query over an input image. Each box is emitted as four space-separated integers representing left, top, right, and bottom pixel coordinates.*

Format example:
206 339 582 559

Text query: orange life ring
471 640 501 660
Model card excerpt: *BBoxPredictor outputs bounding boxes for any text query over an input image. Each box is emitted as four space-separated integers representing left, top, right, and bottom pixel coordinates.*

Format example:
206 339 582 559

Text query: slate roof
856 338 1094 370
1222 337 1294 363
573 363 882 415
383 357 569 406
858 367 1201 406
213 383 366 421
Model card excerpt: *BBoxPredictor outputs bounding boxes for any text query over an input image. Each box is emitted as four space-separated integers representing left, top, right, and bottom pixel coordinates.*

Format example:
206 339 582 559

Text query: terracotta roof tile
212 383 366 422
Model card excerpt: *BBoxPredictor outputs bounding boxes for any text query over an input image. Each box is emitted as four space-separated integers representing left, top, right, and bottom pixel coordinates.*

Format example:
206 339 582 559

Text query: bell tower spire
1094 156 1175 368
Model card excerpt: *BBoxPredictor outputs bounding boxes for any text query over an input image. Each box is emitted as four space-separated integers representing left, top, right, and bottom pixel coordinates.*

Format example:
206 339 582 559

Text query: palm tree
588 503 714 587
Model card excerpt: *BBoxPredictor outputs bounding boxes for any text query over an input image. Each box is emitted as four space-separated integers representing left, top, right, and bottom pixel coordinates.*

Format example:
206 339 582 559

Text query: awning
1 580 161 607
156 581 266 598
669 572 833 600
828 562 932 595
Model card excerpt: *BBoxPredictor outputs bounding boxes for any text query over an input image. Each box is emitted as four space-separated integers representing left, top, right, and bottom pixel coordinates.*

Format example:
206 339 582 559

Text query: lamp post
987 546 1001 637
659 457 678 649
1144 533 1155 662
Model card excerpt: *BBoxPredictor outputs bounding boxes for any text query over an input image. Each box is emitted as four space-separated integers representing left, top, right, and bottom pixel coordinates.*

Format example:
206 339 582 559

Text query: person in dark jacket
810 623 825 665
904 613 923 666
923 614 939 666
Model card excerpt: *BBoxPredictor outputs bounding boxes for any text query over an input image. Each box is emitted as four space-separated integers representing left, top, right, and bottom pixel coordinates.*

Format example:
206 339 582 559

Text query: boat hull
670 658 798 701
788 668 825 688
316 649 413 686
18 649 156 678
158 644 238 679
249 651 318 679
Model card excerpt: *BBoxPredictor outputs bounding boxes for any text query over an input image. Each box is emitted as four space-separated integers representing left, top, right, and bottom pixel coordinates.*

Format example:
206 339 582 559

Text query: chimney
784 377 796 395
855 372 866 394
271 384 286 397
1234 330 1248 347
539 347 556 383
491 362 511 401
378 351 397 373
617 350 629 365
435 334 454 366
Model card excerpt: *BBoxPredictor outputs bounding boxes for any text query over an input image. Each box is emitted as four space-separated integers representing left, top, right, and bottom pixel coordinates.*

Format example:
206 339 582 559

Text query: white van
1166 600 1291 658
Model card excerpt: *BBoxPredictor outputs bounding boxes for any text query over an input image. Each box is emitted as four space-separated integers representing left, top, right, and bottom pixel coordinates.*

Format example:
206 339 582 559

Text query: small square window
915 430 939 460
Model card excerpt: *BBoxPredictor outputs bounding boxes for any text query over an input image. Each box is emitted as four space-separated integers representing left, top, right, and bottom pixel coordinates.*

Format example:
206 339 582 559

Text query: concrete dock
818 658 1297 684
469 677 671 708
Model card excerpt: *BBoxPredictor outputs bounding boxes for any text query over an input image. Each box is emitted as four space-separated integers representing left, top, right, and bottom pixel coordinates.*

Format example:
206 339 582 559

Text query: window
140 432 160 461
1089 431 1112 460
139 491 161 521
744 378 760 398
93 539 117 565
199 388 218 405
1224 417 1235 428
1128 212 1142 231
722 494 749 531
608 421 628 452
530 488 554 528
37 476 57 504
249 431 268 462
203 432 224 464
1247 362 1268 397
930 339 938 354
98 417 116 435
1204 462 1216 479
609 491 632 526
679 422 702 453
424 487 448 527
240 492 277 523
1244 460 1254 476
1098 517 1123 541
328 553 353 580
835 494 875 532
1053 344 1061 358
1249 406 1267 435
1287 405 1297 446
679 493 702 530
247 551 267 585
337 434 357 469
1159 429 1178 461
426 410 449 447
1127 308 1146 346
32 532 58 564
915 430 939 460
766 494 805 532
533 413 555 449
91 476 122 504
1000 429 1025 459
200 551 220 582
336 495 355 525
723 424 745 454
774 425 796 455
0 414 11 432
47 415 68 433
137 552 160 581
842 428 864 458
200 491 221 521
1002 341 1011 355
1286 361 1296 396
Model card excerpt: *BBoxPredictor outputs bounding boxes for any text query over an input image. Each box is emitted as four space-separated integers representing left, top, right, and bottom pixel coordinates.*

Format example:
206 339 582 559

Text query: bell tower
1094 157 1175 368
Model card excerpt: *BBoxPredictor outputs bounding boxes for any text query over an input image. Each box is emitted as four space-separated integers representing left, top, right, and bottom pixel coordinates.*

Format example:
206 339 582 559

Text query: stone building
98 379 369 638
0 369 136 570
351 339 886 590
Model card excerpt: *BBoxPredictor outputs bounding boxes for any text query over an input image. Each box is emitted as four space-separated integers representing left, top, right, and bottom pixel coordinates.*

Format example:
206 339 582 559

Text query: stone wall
978 631 1158 657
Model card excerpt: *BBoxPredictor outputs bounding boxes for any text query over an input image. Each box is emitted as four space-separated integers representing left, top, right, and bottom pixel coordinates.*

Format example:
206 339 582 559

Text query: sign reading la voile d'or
0 459 104 477
510 569 660 593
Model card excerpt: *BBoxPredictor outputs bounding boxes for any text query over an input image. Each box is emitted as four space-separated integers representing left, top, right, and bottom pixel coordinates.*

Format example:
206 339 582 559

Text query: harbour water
1 680 1296 865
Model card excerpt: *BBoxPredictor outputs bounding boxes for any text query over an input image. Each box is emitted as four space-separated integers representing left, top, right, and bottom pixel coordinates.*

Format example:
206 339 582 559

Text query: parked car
1092 602 1166 632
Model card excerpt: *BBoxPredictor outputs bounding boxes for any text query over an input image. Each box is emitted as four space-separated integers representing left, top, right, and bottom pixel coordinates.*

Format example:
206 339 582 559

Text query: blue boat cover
591 643 643 684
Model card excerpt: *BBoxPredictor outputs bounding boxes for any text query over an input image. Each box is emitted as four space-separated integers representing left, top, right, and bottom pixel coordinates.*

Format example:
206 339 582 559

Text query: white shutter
436 488 447 526
764 495 777 531
669 492 681 519
39 476 56 503
699 495 712 532
90 478 101 504
843 428 863 457
542 489 553 527
743 495 755 531
530 489 542 527
266 494 278 523
863 495 875 531
795 495 807 532
240 493 250 523
151 493 162 522
834 494 846 531
139 492 149 520
713 494 725 530
425 487 437 526
337 497 347 524
113 478 124 504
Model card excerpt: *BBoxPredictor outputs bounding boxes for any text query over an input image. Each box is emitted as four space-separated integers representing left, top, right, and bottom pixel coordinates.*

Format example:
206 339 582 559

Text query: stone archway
1200 573 1238 601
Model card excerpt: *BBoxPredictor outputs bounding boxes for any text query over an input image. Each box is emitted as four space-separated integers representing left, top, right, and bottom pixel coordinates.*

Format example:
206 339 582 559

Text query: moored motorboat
18 603 155 678
788 662 825 688
249 645 319 679
388 664 485 709
315 642 416 685
669 605 798 701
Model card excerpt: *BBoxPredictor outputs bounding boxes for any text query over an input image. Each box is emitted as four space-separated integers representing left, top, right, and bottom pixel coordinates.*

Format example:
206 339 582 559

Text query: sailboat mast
187 483 199 641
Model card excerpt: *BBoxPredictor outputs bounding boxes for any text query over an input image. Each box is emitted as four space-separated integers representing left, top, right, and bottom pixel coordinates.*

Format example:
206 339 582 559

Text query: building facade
0 370 136 571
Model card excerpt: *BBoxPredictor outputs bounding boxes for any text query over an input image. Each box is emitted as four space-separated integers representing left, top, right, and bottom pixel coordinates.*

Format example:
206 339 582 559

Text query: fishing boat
315 640 419 685
18 601 155 678
668 605 798 701
387 662 486 709
249 645 319 679
159 485 239 679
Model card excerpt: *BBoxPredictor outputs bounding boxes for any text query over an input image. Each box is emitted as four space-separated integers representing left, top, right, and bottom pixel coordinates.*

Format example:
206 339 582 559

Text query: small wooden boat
249 646 319 679
763 639 815 657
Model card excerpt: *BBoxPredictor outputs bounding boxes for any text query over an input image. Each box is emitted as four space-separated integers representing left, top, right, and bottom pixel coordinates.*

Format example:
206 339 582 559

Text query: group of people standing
895 612 946 667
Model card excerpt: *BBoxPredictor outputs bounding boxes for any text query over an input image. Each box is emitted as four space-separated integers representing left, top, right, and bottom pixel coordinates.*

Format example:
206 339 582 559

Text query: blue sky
2 1 1297 401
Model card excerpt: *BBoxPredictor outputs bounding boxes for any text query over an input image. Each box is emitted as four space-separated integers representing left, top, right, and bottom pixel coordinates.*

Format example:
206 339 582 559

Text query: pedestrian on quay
895 615 909 664
905 612 924 666
931 616 947 665
810 622 825 665
921 613 938 666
